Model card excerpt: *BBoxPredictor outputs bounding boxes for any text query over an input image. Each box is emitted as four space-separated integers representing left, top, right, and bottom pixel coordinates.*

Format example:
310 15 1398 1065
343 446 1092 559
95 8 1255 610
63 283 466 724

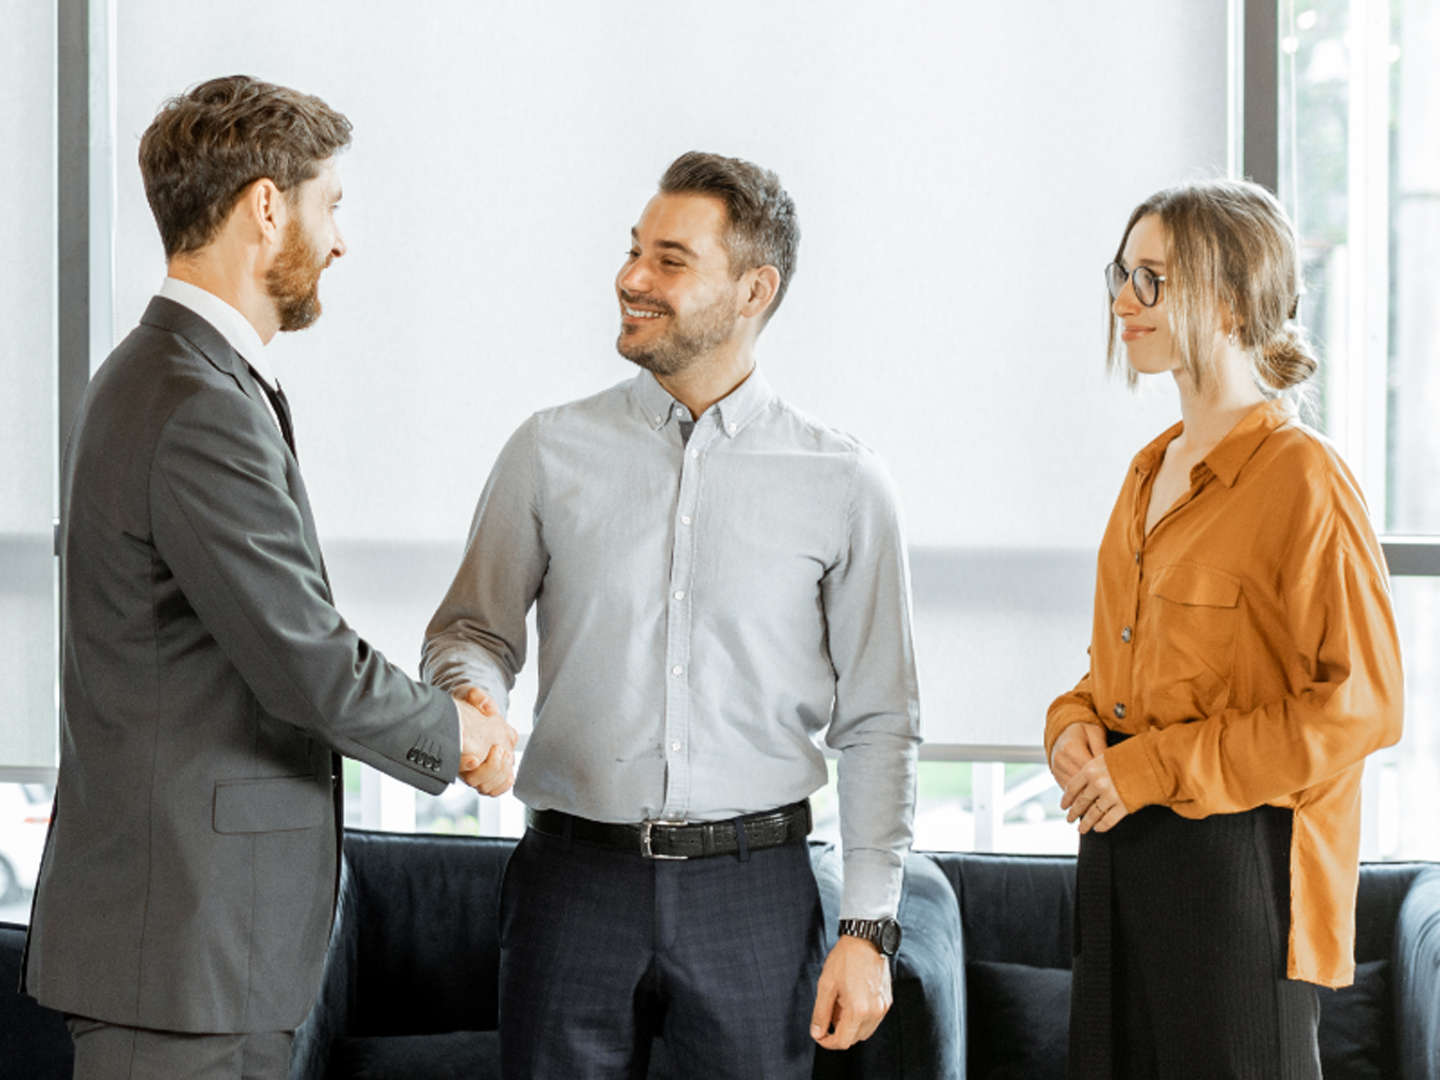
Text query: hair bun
1257 323 1318 390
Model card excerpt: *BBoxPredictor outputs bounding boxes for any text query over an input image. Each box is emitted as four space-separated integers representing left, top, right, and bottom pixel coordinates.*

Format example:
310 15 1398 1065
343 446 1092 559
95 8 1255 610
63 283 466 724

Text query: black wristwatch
838 917 902 957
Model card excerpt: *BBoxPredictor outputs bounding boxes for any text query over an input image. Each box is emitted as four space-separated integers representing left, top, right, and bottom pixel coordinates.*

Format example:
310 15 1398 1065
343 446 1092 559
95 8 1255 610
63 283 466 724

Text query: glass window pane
1278 1 1351 435
1390 2 1440 533
0 2 58 771
0 781 54 921
1280 2 1440 861
1380 577 1440 860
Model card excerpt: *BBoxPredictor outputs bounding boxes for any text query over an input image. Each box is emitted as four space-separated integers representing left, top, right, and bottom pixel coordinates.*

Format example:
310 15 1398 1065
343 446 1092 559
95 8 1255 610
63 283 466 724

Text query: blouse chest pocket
1141 562 1243 721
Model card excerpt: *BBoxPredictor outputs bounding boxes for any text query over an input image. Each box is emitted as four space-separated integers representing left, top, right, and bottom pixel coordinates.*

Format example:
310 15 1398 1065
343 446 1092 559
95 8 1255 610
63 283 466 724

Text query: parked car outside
0 783 52 904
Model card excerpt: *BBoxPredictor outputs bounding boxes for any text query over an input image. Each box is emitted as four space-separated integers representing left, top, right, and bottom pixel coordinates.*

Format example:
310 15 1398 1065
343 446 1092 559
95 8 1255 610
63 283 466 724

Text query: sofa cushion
329 1031 502 1080
341 831 512 1037
1317 960 1395 1080
966 960 1069 1080
0 922 73 1080
327 1032 676 1080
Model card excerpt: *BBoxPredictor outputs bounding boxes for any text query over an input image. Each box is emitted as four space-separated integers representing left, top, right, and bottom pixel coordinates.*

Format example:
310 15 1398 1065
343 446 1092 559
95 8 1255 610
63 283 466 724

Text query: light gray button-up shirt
423 368 921 916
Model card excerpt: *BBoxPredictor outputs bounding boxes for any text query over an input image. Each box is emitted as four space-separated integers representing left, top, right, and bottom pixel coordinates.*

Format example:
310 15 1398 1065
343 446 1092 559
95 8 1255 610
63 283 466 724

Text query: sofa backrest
926 853 1075 969
335 830 513 1037
1355 862 1427 962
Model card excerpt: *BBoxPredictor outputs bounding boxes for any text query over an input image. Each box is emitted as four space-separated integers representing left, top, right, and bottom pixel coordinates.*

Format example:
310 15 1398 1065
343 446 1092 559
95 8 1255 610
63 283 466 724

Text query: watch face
879 919 902 956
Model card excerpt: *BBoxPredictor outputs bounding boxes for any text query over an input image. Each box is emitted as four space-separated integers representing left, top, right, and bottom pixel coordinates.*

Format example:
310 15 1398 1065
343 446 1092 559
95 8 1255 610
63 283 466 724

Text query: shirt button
671 665 683 676
1134 550 1141 565
728 422 737 433
654 415 663 424
1113 703 1127 719
1121 626 1132 643
671 741 682 753
690 449 700 459
673 590 685 600
681 515 692 525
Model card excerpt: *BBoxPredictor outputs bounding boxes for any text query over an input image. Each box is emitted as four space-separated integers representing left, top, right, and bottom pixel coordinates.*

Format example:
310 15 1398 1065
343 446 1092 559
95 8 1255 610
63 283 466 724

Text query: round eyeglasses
1104 262 1166 308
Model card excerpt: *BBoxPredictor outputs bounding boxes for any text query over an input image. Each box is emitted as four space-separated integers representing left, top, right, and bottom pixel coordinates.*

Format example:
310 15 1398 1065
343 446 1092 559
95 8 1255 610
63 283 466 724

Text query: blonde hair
1107 179 1317 395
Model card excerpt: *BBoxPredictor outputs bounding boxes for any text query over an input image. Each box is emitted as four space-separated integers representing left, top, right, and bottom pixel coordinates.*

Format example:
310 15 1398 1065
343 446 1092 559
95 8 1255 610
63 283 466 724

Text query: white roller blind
111 1 1228 750
0 0 58 771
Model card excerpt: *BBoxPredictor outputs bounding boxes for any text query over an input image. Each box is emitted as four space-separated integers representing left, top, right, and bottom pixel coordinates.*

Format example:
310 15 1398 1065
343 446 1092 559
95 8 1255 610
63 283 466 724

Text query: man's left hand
810 935 892 1049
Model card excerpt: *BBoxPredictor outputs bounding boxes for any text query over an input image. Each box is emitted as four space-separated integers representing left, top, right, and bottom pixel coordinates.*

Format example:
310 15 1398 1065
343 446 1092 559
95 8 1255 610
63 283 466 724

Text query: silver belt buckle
641 818 689 860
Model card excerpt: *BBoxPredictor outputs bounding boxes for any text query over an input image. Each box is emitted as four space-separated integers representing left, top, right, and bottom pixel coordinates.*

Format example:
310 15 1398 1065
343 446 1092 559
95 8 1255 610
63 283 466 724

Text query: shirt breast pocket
1144 562 1242 720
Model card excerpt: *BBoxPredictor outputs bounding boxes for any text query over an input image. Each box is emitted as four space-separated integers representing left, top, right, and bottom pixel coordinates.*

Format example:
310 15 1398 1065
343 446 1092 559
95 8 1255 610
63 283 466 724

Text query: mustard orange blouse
1046 399 1404 989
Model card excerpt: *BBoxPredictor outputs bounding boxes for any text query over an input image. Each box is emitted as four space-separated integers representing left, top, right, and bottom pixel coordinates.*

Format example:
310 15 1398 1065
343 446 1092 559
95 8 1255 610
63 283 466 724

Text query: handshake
454 686 520 796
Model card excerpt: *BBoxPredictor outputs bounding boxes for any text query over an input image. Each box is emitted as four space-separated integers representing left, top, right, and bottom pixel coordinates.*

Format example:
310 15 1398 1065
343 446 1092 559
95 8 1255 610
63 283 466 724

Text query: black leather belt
526 799 812 860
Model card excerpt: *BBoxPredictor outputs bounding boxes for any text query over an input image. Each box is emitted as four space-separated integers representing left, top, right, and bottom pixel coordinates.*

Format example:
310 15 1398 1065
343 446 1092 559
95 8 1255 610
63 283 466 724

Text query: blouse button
1113 703 1127 720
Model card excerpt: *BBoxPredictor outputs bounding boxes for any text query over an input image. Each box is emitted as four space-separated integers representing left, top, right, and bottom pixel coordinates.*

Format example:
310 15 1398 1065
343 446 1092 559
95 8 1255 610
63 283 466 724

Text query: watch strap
838 917 901 956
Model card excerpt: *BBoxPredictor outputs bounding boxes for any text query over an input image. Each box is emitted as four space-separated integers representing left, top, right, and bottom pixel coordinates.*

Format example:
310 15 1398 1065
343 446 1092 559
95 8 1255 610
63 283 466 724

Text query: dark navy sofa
3 832 1439 1079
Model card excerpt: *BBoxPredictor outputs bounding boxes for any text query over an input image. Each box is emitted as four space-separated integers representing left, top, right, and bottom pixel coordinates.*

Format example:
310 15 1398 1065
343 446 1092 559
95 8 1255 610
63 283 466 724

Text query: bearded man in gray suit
22 76 518 1080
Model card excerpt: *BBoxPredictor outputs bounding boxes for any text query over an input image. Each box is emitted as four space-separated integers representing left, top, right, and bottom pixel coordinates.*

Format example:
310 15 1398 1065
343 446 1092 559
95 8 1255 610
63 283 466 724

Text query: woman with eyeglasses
1046 179 1403 1078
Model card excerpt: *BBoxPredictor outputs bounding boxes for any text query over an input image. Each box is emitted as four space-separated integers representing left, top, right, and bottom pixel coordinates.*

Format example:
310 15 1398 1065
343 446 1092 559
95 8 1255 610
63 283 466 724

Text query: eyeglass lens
1104 263 1161 307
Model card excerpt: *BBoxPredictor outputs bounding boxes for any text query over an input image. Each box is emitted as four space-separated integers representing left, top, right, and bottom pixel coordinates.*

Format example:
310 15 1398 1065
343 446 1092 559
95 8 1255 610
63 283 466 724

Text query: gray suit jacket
23 297 459 1033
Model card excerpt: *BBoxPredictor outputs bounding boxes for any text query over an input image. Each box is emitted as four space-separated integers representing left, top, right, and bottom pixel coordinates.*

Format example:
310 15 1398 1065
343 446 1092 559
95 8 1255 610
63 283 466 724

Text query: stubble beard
267 219 330 333
615 289 741 377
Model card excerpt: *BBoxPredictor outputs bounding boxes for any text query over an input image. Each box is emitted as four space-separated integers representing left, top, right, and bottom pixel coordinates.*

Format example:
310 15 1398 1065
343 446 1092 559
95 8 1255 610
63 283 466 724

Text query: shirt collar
631 365 775 439
1133 419 1184 477
1133 398 1296 487
157 277 276 389
1202 398 1297 487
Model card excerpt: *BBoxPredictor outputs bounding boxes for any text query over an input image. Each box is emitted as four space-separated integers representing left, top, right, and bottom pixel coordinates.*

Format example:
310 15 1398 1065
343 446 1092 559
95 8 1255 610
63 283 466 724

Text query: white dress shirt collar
157 277 277 390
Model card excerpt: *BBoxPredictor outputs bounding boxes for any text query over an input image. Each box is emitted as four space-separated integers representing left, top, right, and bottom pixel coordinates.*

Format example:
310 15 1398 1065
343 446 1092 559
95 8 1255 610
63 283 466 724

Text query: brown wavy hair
1108 179 1317 395
139 75 352 259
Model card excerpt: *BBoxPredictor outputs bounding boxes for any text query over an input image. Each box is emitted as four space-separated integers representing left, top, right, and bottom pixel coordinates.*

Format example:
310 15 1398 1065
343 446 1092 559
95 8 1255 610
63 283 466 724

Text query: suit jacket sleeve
149 382 458 792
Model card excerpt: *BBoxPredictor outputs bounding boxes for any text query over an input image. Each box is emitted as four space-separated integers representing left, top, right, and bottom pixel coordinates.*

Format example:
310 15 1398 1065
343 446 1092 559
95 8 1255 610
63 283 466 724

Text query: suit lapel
140 296 268 409
140 296 333 597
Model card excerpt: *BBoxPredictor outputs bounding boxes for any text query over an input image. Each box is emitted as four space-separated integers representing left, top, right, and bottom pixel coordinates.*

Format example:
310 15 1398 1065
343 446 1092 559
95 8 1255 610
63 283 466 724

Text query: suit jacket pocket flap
213 775 326 834
1148 563 1241 608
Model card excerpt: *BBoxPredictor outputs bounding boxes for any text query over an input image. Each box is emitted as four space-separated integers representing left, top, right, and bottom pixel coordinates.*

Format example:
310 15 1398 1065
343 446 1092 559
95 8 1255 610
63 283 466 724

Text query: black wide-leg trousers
1069 801 1321 1080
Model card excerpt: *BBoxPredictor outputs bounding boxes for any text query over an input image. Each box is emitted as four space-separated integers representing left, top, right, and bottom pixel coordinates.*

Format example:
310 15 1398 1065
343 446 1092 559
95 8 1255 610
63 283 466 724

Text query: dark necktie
258 378 297 457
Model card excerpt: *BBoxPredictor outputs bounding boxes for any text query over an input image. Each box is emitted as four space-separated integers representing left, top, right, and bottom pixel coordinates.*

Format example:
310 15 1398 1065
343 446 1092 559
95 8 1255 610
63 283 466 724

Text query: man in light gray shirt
424 151 920 1078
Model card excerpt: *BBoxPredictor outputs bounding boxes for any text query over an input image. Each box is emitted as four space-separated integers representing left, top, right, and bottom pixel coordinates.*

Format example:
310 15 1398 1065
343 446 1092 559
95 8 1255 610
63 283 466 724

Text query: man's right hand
1048 721 1107 789
455 686 519 797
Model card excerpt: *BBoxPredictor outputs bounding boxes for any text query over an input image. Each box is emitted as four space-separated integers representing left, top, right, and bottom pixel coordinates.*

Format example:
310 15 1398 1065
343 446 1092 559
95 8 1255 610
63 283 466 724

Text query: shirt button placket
1119 526 1143 730
662 417 703 818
